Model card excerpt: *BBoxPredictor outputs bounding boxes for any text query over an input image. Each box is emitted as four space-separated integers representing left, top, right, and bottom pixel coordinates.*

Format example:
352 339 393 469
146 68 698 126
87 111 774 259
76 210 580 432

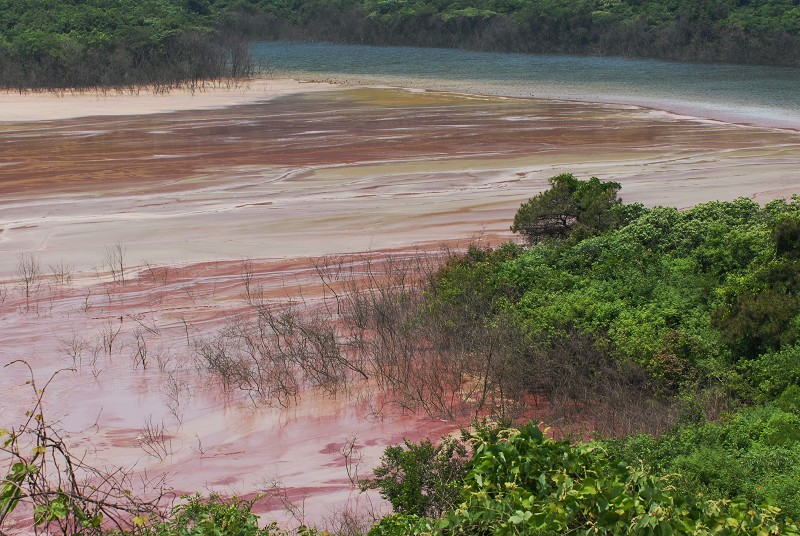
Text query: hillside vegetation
0 0 251 90
2 0 799 89
227 0 800 66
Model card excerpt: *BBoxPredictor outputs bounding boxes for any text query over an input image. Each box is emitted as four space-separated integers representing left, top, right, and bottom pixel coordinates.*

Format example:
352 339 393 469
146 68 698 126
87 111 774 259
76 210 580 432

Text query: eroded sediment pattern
3 88 799 277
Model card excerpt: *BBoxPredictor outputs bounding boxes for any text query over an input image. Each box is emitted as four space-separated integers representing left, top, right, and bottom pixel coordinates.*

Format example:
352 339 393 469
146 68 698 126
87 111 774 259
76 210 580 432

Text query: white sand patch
0 78 338 122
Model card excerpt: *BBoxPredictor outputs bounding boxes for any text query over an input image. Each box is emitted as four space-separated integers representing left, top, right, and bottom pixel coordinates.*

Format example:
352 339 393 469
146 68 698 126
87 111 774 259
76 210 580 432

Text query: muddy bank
0 251 471 529
0 79 336 122
2 87 799 279
2 84 800 528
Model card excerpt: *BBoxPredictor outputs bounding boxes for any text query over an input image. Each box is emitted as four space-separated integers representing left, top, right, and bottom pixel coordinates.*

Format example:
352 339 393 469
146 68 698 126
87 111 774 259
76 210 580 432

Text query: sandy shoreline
284 72 800 132
0 78 338 122
1 75 795 132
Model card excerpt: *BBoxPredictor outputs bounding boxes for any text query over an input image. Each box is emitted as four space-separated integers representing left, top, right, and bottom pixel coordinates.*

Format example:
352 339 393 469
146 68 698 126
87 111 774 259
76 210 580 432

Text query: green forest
0 0 251 90
233 0 800 65
358 176 800 534
2 0 800 89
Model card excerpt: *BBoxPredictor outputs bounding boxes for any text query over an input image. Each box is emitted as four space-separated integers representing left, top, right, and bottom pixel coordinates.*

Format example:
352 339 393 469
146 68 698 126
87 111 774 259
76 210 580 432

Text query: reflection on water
253 41 800 129
0 255 462 528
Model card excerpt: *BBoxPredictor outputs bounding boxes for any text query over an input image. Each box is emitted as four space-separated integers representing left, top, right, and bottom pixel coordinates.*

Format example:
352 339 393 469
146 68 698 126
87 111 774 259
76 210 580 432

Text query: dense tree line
3 0 797 89
222 0 800 66
0 0 252 90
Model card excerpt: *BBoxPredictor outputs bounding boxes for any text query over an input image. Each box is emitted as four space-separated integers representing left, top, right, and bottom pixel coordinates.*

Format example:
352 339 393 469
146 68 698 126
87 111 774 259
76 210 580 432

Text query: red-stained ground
2 85 800 530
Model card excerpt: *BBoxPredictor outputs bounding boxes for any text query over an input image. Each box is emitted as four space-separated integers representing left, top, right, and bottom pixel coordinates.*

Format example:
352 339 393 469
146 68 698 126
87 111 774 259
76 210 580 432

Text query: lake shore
284 72 800 132
0 78 338 122
2 73 798 132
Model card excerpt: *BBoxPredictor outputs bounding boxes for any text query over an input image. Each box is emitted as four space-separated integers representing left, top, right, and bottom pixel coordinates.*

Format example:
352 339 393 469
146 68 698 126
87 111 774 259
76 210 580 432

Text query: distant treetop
2 0 798 89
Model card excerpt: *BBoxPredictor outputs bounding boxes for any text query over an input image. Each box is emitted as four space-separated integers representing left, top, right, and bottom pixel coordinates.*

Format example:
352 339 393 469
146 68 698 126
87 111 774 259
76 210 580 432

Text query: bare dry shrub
57 331 89 368
258 478 308 527
0 362 166 534
340 435 364 487
141 260 170 286
87 341 104 380
79 288 94 314
100 319 122 357
131 328 149 370
49 260 74 286
16 252 41 304
320 505 374 536
195 249 528 419
318 250 533 420
137 417 173 461
240 258 259 306
103 241 126 284
161 370 191 425
193 314 303 408
527 329 678 437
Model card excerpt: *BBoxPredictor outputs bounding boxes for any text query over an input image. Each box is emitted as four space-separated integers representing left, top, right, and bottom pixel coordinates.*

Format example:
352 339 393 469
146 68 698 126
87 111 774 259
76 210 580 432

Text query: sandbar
0 78 336 122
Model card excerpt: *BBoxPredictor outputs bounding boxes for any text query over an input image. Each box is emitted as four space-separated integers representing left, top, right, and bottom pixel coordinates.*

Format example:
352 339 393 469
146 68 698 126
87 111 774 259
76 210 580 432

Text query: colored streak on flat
1 85 800 526
1 87 799 277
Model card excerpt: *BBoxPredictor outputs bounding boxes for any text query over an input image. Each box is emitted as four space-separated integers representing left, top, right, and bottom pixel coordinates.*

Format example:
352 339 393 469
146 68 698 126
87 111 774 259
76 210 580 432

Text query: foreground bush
607 401 800 522
134 494 280 536
369 424 799 535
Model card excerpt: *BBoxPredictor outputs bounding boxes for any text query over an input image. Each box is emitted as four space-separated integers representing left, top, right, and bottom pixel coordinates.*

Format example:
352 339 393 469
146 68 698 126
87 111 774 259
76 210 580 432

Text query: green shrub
775 384 800 413
606 404 800 521
762 412 800 446
510 174 626 245
441 423 798 535
360 436 468 518
137 494 283 536
368 514 436 536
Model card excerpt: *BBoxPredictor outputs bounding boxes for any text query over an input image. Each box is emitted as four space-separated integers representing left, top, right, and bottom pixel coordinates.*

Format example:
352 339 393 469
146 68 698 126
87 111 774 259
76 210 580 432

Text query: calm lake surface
253 41 800 129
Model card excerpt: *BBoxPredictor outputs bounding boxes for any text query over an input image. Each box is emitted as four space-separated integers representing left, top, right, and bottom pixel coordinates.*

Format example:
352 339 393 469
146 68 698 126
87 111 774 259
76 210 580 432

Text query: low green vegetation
360 435 469 519
509 173 637 244
606 405 800 521
368 423 799 535
135 494 285 536
362 175 800 534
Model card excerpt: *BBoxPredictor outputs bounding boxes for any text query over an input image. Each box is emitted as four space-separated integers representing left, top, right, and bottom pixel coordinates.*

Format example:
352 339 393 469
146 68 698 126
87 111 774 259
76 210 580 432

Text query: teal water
253 41 800 129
